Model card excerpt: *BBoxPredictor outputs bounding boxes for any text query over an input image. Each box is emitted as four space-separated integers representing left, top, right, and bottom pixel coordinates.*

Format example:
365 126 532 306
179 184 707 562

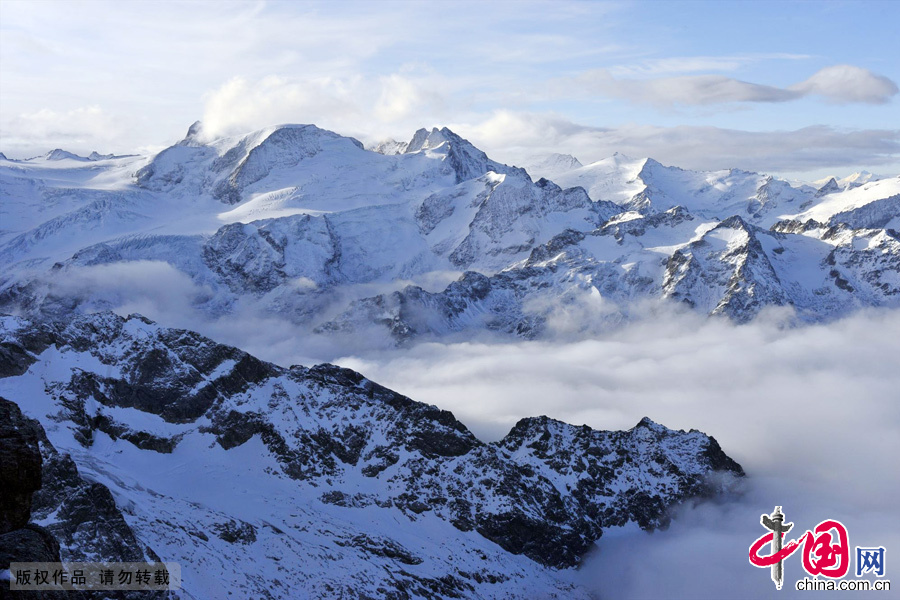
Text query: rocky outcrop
1 312 744 579
405 127 529 184
0 397 161 599
663 216 788 320
498 416 744 530
0 398 43 535
31 449 152 565
0 397 69 600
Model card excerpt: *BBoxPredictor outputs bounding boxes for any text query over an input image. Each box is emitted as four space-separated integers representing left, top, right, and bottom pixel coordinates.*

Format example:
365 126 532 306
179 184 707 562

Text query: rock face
0 396 158 599
32 446 153 565
0 312 744 598
0 398 43 534
0 397 66 600
498 416 744 531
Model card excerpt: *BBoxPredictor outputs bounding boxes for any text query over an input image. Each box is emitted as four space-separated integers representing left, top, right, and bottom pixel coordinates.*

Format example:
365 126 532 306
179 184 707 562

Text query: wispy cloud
574 64 898 106
578 70 799 105
608 53 812 77
790 64 900 104
199 71 456 141
0 104 154 159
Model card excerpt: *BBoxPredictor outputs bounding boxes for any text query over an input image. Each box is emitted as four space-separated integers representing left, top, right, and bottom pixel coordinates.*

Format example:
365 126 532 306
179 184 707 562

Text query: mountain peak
46 149 89 161
370 138 408 155
841 170 877 188
403 126 530 183
524 153 583 180
405 127 449 153
611 151 642 162
816 177 841 197
182 119 205 144
634 416 666 433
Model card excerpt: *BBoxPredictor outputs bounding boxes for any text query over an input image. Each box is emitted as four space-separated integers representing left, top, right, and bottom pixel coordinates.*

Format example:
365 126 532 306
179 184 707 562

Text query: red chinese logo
749 506 850 589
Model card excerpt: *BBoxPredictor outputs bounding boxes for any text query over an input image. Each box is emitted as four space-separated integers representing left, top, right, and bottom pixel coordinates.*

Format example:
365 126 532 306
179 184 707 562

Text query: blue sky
1 0 897 178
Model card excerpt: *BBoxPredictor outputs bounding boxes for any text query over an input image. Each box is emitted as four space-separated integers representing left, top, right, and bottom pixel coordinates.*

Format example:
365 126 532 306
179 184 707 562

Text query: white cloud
49 261 213 318
1 1 896 174
335 308 900 598
198 72 455 142
374 73 446 123
574 64 898 107
1 105 130 156
579 70 799 105
200 76 364 139
792 64 900 104
33 255 900 598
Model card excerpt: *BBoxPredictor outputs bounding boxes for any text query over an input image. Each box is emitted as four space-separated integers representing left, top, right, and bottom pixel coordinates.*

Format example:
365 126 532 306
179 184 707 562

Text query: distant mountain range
1 122 897 344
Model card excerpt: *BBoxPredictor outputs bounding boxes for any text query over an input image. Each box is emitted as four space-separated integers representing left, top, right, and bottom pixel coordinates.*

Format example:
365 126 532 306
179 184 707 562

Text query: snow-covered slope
1 123 898 344
0 312 743 598
779 176 900 230
551 154 812 225
523 153 583 180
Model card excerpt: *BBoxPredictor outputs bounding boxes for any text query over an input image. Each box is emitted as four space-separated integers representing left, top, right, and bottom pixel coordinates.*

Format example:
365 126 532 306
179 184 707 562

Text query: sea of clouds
28 262 900 598
336 308 900 599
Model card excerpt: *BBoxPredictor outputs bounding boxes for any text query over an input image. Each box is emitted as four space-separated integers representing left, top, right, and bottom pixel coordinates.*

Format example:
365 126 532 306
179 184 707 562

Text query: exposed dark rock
0 524 73 600
0 341 38 378
34 453 148 563
0 396 156 599
335 534 423 566
213 519 257 544
0 398 43 534
496 415 745 539
0 523 61 564
1 312 746 578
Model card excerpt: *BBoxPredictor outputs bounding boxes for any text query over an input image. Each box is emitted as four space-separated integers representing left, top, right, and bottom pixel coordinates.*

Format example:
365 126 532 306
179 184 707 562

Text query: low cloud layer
1 105 137 158
30 259 900 597
337 308 900 598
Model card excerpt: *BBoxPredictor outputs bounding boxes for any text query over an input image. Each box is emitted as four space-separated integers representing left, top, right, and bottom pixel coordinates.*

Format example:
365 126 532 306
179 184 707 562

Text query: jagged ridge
0 312 743 597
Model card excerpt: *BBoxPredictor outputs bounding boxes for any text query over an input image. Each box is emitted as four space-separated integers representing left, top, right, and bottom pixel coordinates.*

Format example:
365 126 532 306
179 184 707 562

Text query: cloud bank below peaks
336 307 900 598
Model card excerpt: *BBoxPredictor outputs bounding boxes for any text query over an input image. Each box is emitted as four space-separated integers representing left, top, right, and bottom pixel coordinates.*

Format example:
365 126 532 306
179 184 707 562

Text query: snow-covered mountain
1 122 897 345
0 312 743 598
812 170 880 192
522 153 583 180
2 120 896 598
